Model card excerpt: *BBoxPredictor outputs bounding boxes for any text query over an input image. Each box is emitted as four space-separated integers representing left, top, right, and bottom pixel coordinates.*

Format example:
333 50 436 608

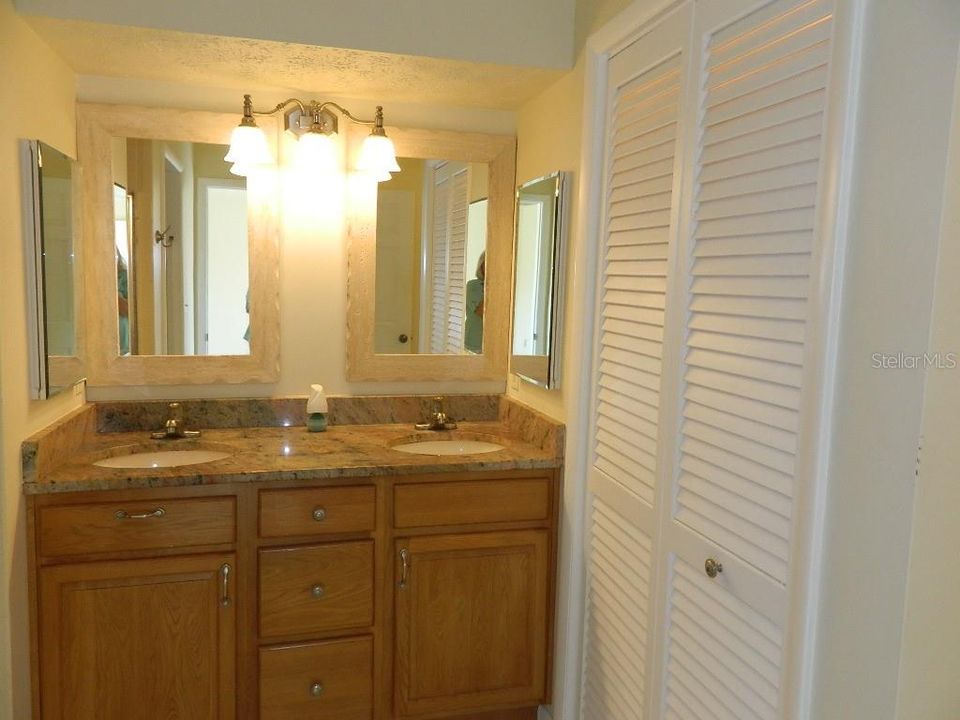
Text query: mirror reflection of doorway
161 156 186 355
197 180 249 355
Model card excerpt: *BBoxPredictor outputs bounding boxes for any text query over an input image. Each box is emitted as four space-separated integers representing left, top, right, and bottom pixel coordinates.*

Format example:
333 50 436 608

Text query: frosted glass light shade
296 131 338 173
224 124 272 171
356 133 401 180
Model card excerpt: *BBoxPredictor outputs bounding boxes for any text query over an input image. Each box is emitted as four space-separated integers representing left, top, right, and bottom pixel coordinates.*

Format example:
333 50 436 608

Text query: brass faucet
415 396 458 431
150 402 201 440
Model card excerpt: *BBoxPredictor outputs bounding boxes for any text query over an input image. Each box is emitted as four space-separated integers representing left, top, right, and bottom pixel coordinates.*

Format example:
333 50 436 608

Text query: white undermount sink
391 439 505 456
94 450 231 469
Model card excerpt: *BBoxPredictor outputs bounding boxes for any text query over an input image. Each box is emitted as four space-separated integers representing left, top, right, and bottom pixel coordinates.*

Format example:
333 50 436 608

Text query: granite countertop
27 420 562 495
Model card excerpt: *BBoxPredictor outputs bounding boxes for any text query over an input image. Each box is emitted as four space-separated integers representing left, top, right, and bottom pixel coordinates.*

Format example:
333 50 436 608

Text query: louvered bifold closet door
581 6 690 719
445 168 469 353
658 0 835 718
429 173 451 353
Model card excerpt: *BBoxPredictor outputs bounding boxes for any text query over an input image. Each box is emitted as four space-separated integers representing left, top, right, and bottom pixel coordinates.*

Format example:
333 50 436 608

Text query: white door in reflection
513 194 553 356
197 180 249 355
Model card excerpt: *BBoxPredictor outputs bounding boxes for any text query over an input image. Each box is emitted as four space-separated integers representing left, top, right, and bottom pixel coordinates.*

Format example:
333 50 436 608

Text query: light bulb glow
224 124 272 169
295 131 338 173
356 133 401 180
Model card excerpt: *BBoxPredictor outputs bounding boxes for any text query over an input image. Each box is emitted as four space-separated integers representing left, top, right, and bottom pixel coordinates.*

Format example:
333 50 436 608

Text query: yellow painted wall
0 0 81 714
507 0 632 422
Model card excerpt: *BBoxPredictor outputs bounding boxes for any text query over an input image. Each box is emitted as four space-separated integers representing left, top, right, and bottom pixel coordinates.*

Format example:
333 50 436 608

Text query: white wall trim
780 1 864 718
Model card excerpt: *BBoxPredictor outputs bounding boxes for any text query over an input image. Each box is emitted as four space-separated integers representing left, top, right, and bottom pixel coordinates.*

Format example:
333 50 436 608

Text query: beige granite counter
23 396 564 494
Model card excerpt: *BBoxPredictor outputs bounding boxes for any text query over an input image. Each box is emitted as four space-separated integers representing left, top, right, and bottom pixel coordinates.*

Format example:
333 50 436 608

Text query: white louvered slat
663 558 784 720
445 168 469 353
582 499 654 720
677 0 833 589
429 176 450 353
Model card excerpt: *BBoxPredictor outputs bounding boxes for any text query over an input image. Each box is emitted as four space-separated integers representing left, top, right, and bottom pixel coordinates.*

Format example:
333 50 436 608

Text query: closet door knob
704 558 723 579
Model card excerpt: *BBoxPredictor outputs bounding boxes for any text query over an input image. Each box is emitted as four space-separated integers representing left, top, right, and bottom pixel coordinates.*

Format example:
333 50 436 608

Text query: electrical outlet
510 374 520 391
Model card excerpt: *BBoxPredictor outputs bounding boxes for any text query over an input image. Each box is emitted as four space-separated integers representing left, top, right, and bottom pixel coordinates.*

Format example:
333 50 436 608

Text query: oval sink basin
391 439 504 456
94 450 231 469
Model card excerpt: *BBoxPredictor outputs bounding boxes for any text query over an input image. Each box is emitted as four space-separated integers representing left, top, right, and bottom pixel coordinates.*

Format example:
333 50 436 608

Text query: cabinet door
39 554 236 720
394 531 549 717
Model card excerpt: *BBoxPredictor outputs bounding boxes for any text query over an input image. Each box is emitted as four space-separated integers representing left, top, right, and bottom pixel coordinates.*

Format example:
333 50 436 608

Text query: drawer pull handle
704 558 723 579
310 583 325 599
309 681 324 697
312 507 326 522
399 548 409 589
220 563 232 607
115 507 165 520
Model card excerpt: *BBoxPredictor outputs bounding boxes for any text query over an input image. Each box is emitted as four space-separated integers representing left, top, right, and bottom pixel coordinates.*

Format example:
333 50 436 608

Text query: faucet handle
168 402 183 422
431 396 445 414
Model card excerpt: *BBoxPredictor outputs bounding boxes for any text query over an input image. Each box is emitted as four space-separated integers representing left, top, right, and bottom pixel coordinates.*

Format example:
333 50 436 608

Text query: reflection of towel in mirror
117 252 130 355
464 279 484 354
243 289 250 343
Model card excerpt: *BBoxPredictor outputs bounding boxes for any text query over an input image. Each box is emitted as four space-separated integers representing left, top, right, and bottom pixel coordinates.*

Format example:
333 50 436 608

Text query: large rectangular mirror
78 104 280 386
347 126 515 382
511 171 569 389
111 138 250 357
20 139 84 398
375 158 489 355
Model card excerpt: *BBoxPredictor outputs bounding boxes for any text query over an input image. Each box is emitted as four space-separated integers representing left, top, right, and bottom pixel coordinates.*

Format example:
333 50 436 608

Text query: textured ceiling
27 17 564 111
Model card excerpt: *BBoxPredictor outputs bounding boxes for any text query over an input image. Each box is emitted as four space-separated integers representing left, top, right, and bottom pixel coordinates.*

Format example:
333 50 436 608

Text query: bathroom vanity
23 397 563 720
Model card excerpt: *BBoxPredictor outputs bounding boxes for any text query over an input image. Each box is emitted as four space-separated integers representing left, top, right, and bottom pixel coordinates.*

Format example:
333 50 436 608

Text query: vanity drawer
37 496 236 557
259 541 374 638
393 478 551 528
260 636 373 720
259 486 376 538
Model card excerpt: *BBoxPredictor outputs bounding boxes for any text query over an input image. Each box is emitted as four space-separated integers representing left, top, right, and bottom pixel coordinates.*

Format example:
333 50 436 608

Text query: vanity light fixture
225 94 400 181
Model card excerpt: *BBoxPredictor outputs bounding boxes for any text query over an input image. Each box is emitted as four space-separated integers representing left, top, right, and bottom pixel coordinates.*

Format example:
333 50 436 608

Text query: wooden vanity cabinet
27 469 559 720
394 531 549 718
38 553 237 720
28 487 240 720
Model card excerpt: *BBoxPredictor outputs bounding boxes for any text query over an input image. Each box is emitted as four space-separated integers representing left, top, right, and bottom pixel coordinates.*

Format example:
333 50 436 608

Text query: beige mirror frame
346 126 515 382
78 103 280 386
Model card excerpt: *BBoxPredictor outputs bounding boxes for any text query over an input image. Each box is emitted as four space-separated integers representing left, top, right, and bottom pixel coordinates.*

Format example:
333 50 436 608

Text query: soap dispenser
306 384 328 432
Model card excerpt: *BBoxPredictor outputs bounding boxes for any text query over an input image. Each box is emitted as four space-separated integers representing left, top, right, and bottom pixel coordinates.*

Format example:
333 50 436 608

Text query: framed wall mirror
346 127 515 382
511 171 569 389
20 139 84 398
78 104 280 386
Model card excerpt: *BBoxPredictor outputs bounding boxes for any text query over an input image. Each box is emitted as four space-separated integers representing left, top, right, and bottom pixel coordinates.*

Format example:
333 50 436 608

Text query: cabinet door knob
312 507 326 522
704 558 723 579
309 681 324 697
311 583 325 599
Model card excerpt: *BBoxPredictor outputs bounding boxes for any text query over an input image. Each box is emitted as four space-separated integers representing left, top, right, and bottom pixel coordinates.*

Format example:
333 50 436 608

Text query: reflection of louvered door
581 6 690 719
445 169 469 353
428 162 469 354
429 174 451 353
657 0 836 718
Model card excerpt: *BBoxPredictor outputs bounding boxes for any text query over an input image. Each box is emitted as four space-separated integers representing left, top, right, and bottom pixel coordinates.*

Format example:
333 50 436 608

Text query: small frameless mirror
20 139 83 399
511 171 569 389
